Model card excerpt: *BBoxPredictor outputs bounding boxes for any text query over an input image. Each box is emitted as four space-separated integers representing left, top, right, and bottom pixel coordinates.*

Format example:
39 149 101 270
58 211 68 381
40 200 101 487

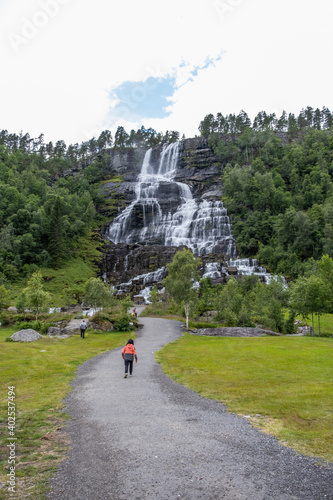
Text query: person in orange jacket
122 339 137 378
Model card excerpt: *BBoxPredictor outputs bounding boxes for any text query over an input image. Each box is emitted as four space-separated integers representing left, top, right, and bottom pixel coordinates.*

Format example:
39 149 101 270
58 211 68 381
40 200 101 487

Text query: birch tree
163 249 201 329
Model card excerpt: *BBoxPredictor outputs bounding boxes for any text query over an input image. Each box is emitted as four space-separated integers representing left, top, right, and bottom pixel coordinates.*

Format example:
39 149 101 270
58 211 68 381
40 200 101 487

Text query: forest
0 125 180 293
0 106 333 294
198 106 333 279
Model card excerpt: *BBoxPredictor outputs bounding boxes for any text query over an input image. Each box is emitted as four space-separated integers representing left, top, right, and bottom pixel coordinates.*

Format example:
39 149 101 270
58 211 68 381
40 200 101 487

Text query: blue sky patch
109 75 176 121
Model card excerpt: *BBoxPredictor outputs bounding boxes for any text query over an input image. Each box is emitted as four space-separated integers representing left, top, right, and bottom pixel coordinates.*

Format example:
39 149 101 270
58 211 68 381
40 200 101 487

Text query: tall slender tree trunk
318 314 321 336
184 303 190 329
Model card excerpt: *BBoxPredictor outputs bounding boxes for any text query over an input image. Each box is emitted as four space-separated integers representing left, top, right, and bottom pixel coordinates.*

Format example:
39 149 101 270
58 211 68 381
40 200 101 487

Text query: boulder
47 327 75 336
190 327 281 337
89 321 113 331
11 329 42 342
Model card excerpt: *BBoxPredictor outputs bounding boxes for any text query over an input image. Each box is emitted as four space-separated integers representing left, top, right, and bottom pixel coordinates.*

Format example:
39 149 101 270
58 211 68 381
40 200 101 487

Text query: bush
284 311 296 335
167 299 182 315
15 320 42 332
40 322 56 334
91 311 113 323
238 305 255 327
223 308 238 327
317 331 332 338
0 311 16 326
188 321 222 329
113 314 134 332
15 313 35 322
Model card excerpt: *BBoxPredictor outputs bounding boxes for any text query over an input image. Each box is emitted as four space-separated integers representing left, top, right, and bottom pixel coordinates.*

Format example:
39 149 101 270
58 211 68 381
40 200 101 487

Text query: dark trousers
124 359 133 375
80 328 86 338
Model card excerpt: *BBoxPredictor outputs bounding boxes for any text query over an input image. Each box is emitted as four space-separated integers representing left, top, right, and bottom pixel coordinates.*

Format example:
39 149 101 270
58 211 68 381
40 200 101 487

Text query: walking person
80 319 87 339
122 339 137 378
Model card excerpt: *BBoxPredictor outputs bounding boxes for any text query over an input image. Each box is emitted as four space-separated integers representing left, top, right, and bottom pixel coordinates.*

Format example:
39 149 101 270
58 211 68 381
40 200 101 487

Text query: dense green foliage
0 125 182 291
199 107 333 278
0 139 98 282
113 125 180 148
160 251 333 335
2 106 333 303
163 248 202 328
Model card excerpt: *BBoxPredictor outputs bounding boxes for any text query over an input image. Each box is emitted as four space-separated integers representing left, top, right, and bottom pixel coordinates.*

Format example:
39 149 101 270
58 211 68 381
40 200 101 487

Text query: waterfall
107 142 237 257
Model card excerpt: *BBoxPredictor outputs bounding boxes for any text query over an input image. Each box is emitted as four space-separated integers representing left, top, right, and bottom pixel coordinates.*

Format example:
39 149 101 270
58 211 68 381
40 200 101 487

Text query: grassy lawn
155 334 333 463
0 327 131 499
299 313 333 336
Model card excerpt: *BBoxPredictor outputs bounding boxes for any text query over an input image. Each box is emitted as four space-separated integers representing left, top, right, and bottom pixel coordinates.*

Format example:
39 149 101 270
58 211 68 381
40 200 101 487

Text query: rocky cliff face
177 137 223 199
96 138 230 292
99 137 222 207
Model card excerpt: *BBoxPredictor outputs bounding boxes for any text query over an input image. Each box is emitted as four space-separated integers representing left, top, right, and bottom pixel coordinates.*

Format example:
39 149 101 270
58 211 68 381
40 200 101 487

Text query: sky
1 0 333 145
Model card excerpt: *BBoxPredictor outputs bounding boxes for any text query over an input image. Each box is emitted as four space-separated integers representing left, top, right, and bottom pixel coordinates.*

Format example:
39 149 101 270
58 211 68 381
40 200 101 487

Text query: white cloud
0 0 332 144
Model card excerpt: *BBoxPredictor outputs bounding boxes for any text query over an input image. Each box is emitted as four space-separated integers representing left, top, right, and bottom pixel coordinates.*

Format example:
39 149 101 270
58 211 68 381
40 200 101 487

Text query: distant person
133 307 137 318
122 339 138 378
80 319 87 339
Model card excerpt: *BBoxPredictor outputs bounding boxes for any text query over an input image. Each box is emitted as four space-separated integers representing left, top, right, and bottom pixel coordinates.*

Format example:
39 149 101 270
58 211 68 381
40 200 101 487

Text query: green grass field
1 313 333 499
155 334 333 463
0 327 130 499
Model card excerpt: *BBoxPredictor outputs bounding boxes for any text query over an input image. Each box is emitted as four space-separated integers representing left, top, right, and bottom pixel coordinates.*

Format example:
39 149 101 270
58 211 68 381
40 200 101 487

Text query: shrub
223 308 238 327
91 311 112 323
40 322 56 334
15 320 42 332
0 311 16 326
16 313 35 322
238 304 255 327
167 299 183 315
284 311 296 335
113 314 134 332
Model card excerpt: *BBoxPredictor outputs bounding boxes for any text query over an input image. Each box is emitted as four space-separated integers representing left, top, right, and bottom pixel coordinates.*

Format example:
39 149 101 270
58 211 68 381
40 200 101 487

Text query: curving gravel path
48 312 333 500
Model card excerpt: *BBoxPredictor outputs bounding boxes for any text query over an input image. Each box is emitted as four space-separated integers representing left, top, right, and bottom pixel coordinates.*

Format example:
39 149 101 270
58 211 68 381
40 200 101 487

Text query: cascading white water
229 258 272 282
107 142 237 257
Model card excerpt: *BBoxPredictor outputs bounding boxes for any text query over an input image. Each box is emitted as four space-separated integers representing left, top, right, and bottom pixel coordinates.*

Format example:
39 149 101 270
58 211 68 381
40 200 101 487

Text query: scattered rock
7 306 18 313
11 329 42 342
47 327 75 336
190 327 281 337
89 321 113 331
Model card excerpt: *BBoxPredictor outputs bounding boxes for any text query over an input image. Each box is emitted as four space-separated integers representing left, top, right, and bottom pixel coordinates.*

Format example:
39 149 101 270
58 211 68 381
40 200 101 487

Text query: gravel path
48 313 333 500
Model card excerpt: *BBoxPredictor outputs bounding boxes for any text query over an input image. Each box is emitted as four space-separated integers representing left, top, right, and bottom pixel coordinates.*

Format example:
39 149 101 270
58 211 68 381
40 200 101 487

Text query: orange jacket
122 344 137 361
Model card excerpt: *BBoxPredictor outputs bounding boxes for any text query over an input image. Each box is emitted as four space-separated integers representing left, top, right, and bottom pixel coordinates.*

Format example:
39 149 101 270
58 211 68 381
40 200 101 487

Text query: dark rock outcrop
176 138 223 198
96 139 234 290
100 242 183 285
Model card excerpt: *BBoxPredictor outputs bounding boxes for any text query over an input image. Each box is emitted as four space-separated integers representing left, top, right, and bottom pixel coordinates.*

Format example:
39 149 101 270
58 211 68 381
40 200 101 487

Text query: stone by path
65 318 89 331
48 313 333 500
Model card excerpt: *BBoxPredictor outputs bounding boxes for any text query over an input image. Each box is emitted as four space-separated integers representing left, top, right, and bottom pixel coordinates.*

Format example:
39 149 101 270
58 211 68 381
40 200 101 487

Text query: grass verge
155 334 333 463
299 313 333 336
0 327 131 499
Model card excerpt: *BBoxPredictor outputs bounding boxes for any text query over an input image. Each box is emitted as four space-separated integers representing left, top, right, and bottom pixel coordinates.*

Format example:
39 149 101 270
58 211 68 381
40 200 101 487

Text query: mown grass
300 313 333 336
155 334 333 463
0 326 131 499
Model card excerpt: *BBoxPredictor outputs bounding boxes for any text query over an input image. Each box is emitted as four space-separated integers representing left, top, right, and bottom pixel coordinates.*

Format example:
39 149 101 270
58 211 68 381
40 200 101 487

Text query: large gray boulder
11 329 42 342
